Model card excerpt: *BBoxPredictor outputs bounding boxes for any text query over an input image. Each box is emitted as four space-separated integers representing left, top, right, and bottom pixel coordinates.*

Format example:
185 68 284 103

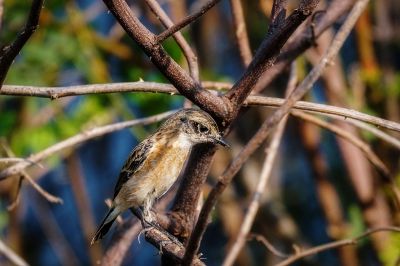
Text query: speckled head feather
158 108 227 146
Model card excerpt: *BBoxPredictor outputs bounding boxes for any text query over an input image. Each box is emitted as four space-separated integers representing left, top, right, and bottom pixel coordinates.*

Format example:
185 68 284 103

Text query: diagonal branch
276 227 400 266
0 239 28 266
102 0 229 120
254 0 356 92
224 0 319 108
2 82 400 134
0 0 44 87
183 0 369 263
144 0 199 80
156 0 222 43
0 111 174 180
222 64 297 266
229 0 252 67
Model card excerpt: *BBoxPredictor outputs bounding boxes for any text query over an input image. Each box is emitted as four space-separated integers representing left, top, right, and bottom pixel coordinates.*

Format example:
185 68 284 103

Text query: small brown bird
91 108 228 244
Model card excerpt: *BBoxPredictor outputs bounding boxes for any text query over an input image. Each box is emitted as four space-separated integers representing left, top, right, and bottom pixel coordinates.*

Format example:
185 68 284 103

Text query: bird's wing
113 137 154 199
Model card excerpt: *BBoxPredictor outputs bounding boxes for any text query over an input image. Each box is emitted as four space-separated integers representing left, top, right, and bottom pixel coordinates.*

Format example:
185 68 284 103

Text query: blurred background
0 0 400 265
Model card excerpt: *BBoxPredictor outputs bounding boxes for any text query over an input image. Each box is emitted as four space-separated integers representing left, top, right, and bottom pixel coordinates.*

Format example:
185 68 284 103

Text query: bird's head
161 108 228 147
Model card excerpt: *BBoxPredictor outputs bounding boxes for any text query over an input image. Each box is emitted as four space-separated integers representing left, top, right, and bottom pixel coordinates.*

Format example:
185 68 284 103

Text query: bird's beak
214 136 229 147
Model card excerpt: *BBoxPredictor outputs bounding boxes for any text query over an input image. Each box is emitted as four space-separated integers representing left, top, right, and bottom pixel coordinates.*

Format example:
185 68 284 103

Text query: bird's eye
197 123 209 134
191 121 209 134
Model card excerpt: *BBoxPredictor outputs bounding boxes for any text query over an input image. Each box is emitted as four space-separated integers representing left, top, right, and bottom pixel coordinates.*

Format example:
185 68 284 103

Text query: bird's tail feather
91 207 119 245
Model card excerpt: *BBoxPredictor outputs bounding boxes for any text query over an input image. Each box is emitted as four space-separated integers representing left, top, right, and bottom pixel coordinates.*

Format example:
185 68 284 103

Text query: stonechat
91 108 228 244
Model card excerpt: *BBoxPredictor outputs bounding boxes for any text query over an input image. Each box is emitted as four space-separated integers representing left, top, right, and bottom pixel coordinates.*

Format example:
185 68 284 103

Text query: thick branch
222 65 296 266
224 0 319 107
0 0 44 86
255 0 356 92
102 0 230 120
183 0 368 263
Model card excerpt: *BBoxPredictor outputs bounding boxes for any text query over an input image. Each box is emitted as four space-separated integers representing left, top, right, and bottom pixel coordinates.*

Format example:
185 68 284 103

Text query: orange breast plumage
114 133 192 211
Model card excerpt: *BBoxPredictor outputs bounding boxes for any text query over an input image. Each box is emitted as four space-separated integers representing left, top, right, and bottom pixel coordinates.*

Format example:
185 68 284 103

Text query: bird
91 108 228 244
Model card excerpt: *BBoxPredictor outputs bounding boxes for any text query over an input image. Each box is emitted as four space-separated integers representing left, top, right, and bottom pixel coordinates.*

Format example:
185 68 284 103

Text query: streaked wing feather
113 138 153 199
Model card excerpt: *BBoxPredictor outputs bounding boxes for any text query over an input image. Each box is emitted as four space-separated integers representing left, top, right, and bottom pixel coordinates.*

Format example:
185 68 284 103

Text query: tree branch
144 0 199 80
102 0 230 120
0 0 44 87
222 64 297 266
254 0 356 92
224 0 319 108
276 227 400 266
292 110 390 180
0 111 174 180
0 239 28 266
183 0 368 263
156 0 222 43
2 82 400 134
229 0 252 67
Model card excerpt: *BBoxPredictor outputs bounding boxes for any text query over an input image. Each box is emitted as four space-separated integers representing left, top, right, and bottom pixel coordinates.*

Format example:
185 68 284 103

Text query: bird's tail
91 207 119 245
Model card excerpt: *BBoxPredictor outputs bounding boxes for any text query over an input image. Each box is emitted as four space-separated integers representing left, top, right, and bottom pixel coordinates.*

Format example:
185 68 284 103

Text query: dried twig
291 110 390 179
0 0 44 86
183 1 368 263
224 0 319 108
246 96 400 133
2 83 400 134
0 111 174 180
156 0 221 43
0 239 28 266
145 0 199 80
229 0 252 66
276 226 400 266
222 64 297 266
1 143 62 205
7 176 23 210
248 234 288 258
0 81 231 98
255 0 356 92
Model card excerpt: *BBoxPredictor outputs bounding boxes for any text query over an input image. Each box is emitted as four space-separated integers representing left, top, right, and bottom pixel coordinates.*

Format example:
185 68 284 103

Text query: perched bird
91 108 228 244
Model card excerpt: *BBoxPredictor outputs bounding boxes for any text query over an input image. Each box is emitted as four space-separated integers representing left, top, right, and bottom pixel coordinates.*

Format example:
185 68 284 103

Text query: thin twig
7 175 23 210
276 226 400 266
2 82 400 134
0 111 174 180
145 0 199 80
223 0 319 108
0 81 231 98
1 143 62 205
0 0 44 86
291 110 390 179
248 234 289 258
156 0 221 43
0 239 28 266
183 1 369 263
23 172 63 204
245 96 400 133
229 0 252 66
222 64 297 266
292 110 400 207
342 118 400 150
